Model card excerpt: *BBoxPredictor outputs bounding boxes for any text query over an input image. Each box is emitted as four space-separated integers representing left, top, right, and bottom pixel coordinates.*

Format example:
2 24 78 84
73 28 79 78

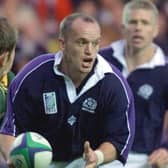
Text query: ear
121 24 127 37
58 37 65 50
153 24 159 39
0 52 9 66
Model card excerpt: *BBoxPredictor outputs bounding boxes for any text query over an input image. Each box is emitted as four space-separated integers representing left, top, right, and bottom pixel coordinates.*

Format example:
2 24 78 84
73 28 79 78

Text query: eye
92 40 100 47
128 20 137 25
142 20 150 25
77 39 87 46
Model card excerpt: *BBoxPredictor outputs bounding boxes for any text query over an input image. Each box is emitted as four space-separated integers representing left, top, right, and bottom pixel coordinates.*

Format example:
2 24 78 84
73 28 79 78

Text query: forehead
127 9 155 21
70 18 101 39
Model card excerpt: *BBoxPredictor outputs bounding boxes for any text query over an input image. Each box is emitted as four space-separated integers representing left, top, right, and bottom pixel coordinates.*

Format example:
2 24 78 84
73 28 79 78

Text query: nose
85 43 92 55
134 22 143 31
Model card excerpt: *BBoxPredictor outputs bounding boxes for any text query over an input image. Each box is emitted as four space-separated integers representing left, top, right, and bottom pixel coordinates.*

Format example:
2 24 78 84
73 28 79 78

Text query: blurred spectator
154 11 168 55
0 0 75 73
154 0 168 55
98 0 124 47
35 0 74 37
11 5 47 73
75 0 99 18
0 1 48 73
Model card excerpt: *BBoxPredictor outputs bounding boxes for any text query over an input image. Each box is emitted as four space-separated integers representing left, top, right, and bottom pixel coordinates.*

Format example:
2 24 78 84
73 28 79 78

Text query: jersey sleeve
102 67 135 164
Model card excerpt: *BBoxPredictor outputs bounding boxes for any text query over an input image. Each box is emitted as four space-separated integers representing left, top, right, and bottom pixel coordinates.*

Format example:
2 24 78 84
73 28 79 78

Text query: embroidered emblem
137 84 153 100
43 92 57 114
82 98 97 113
67 115 76 126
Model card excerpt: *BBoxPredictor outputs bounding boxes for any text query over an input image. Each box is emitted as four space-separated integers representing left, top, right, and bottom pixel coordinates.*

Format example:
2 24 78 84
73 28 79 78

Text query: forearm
96 142 117 164
0 134 15 161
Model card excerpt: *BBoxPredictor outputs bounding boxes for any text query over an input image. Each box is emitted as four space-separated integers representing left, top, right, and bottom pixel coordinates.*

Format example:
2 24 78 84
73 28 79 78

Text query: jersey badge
137 84 153 100
43 92 57 114
82 97 97 113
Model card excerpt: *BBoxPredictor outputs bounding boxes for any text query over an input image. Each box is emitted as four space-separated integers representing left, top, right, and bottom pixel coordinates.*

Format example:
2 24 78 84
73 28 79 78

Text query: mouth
82 58 93 68
132 35 144 42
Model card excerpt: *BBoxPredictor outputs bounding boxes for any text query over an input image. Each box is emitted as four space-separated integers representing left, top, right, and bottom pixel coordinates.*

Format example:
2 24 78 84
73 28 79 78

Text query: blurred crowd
0 0 168 74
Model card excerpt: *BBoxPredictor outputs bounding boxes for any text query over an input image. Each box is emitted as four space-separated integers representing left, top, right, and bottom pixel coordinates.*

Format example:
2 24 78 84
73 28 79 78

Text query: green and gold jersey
0 71 15 122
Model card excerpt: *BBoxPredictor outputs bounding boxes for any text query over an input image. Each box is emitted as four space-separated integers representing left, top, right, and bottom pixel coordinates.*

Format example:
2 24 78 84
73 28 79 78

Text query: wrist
94 150 104 165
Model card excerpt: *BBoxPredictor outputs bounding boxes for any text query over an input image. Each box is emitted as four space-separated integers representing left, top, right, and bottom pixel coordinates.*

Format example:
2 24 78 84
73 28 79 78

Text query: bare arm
0 134 15 162
83 141 117 168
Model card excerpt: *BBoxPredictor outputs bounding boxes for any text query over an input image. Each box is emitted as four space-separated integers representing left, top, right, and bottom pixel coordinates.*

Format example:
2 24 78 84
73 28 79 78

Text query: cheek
146 28 157 40
94 46 100 53
152 28 159 38
70 47 83 59
123 27 132 38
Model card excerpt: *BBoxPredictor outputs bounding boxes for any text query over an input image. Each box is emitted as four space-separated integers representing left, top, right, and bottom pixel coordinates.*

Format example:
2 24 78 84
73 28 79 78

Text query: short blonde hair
122 0 159 25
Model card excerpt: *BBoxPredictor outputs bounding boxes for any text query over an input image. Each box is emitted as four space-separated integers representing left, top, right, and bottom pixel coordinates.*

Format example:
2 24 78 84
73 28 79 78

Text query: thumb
84 141 91 154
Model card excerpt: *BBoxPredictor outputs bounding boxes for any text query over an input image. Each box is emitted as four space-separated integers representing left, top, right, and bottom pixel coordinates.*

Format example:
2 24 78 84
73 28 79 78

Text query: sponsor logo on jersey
137 84 153 100
43 92 57 114
82 97 97 113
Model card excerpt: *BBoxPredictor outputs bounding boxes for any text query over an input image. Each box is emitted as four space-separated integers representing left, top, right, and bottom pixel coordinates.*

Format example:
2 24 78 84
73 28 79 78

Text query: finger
149 149 168 165
153 154 168 166
148 150 161 163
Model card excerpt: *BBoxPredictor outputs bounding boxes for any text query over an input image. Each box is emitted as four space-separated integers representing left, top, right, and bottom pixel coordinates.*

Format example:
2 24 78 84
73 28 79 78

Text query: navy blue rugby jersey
0 51 135 163
99 40 168 154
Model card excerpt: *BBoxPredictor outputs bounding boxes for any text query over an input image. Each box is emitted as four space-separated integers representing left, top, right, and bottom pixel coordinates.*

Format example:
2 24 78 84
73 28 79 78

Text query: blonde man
100 0 168 168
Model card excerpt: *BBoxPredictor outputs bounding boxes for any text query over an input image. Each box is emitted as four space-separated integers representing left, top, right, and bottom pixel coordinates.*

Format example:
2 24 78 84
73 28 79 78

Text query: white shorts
48 158 123 168
124 153 151 168
48 153 151 168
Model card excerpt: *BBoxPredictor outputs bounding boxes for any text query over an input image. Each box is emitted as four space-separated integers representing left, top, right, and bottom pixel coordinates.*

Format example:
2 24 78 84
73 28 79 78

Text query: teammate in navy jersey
0 13 135 168
99 0 168 168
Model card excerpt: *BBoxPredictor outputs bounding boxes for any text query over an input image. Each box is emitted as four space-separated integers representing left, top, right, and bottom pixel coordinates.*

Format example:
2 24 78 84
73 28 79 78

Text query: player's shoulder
99 56 132 95
25 53 55 68
10 53 56 88
160 61 168 75
99 46 113 56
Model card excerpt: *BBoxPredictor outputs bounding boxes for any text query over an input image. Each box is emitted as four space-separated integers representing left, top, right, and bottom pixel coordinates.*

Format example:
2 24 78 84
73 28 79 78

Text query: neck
125 44 156 72
59 59 87 88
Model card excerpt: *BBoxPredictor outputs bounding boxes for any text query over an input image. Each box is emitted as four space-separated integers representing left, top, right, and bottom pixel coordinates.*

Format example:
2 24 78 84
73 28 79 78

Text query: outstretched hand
83 141 97 168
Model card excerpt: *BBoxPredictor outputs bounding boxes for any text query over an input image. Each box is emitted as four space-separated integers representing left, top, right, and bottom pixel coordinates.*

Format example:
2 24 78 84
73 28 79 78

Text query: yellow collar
0 75 8 88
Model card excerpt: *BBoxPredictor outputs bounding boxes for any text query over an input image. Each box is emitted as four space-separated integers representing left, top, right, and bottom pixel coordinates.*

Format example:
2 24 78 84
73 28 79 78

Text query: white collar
110 40 166 76
53 51 113 103
53 51 113 76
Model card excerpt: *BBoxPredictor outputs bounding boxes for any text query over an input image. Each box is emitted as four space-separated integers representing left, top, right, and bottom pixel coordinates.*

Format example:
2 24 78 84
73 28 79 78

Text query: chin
80 68 91 73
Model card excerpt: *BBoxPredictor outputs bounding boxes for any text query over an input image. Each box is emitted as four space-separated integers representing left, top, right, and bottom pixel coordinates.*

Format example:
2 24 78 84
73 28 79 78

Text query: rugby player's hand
148 148 168 168
83 141 97 168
